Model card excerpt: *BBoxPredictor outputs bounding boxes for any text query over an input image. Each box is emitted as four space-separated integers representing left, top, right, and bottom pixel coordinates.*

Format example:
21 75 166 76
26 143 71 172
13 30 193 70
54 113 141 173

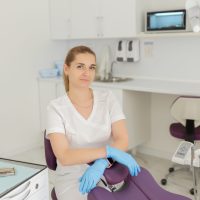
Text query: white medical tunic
46 89 125 200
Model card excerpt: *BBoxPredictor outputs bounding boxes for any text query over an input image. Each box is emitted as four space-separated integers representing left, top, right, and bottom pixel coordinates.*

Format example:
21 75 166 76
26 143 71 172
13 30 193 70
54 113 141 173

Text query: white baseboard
137 145 173 161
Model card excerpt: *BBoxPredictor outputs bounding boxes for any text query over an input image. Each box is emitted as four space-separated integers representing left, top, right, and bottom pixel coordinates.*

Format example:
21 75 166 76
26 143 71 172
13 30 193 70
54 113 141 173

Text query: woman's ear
63 64 69 75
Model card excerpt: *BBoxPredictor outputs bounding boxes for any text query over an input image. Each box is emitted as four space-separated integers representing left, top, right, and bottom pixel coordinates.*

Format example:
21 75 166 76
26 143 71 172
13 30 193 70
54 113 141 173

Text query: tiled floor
10 147 195 199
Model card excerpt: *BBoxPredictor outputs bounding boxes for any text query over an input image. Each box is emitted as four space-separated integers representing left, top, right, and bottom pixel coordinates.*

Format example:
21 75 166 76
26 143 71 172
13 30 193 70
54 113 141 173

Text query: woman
46 46 140 200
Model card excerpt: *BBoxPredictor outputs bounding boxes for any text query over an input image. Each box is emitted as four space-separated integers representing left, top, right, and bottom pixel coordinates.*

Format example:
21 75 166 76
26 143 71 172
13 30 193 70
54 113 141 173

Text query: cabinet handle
99 16 104 37
35 183 39 189
96 16 101 37
4 181 30 198
3 189 31 200
21 190 31 200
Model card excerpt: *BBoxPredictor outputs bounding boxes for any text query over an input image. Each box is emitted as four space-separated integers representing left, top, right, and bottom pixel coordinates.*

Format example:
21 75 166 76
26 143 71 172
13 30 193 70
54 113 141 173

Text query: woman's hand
106 145 141 176
79 159 108 194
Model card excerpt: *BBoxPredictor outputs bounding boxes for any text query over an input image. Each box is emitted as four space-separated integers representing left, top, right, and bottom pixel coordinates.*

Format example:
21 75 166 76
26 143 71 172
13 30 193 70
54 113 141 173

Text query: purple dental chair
44 131 191 200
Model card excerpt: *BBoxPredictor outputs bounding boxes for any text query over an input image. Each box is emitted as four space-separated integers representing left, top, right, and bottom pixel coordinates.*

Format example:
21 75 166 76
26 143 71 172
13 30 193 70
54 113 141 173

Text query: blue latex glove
106 145 141 176
79 159 109 194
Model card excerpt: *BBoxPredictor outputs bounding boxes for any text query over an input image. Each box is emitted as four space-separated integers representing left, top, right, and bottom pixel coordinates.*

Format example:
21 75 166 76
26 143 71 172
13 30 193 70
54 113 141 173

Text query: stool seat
170 123 200 140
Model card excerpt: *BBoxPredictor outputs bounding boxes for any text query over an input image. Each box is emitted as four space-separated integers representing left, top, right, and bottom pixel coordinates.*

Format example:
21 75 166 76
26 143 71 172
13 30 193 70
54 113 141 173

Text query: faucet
108 61 117 79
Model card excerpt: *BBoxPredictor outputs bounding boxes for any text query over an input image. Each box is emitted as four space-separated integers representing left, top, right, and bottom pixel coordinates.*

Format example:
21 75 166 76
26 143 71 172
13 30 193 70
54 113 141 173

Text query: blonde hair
63 46 96 92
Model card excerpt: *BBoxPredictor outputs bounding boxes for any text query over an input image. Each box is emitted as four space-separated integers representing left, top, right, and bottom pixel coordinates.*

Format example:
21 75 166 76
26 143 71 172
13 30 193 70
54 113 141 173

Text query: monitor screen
146 9 186 31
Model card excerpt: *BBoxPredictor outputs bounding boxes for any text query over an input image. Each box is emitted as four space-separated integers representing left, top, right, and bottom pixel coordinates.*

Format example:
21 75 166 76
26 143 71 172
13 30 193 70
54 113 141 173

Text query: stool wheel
190 188 197 195
168 167 174 173
161 179 167 185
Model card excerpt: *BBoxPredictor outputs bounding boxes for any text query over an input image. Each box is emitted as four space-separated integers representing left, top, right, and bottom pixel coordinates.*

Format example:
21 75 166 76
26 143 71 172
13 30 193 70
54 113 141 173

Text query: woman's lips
80 79 90 82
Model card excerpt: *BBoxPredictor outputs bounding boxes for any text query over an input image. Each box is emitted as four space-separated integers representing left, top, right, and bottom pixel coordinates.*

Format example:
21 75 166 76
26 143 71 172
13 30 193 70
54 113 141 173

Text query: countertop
38 77 200 96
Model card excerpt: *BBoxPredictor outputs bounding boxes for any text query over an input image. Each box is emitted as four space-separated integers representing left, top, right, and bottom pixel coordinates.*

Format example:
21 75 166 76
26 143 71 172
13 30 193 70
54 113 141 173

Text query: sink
95 77 133 83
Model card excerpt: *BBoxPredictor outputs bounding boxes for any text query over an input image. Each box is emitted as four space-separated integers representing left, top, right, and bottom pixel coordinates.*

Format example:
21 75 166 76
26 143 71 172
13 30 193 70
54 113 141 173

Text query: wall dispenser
116 40 126 62
126 40 140 62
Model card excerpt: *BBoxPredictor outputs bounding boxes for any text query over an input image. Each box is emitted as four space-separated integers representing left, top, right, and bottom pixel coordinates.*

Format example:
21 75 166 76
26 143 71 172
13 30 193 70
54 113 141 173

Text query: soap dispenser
115 40 126 62
126 40 140 62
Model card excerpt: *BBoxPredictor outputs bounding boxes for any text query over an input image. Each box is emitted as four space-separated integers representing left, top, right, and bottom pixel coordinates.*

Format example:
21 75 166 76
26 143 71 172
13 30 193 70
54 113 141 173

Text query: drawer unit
0 159 49 200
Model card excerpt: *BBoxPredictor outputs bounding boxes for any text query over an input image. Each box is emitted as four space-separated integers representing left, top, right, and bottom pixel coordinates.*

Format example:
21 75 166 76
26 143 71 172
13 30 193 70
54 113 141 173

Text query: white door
100 0 136 38
70 0 99 39
49 0 71 39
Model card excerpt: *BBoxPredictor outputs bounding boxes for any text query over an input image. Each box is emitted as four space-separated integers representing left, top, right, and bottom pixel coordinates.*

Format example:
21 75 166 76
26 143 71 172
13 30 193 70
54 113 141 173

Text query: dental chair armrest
103 162 129 185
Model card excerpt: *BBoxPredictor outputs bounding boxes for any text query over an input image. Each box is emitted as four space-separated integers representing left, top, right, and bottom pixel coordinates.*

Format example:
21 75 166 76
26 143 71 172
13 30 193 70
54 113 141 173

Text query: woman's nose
82 67 90 74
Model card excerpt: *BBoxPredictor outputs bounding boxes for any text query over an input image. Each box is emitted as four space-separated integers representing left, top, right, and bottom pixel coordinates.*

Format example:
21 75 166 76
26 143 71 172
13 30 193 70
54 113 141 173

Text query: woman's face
64 53 96 89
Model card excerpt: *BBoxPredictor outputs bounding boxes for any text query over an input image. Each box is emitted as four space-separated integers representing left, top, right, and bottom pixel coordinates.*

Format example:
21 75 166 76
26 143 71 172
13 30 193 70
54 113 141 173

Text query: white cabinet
0 158 48 200
49 0 72 39
70 0 99 39
49 0 138 39
100 0 137 38
49 0 99 39
123 90 150 149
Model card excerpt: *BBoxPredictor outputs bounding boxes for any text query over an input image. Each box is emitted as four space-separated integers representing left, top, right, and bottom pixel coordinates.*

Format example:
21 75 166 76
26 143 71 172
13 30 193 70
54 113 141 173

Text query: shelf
138 31 200 38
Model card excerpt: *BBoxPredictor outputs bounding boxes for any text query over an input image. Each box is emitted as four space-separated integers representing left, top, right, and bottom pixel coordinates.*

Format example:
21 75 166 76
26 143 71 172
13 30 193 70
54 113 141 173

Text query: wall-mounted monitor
145 9 186 32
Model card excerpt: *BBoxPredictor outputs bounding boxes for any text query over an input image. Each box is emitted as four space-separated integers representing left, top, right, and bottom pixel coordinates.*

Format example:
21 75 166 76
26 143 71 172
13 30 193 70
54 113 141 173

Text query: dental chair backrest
44 130 57 171
44 131 58 200
171 96 200 128
170 96 200 143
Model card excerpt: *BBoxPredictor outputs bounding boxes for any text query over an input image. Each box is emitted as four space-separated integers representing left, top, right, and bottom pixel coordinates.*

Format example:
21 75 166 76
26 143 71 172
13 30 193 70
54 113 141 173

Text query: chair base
160 164 194 195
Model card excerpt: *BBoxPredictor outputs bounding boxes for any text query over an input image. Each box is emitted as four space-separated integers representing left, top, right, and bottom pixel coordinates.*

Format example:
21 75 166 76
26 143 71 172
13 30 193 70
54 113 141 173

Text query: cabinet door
49 0 71 39
100 0 136 38
70 0 99 39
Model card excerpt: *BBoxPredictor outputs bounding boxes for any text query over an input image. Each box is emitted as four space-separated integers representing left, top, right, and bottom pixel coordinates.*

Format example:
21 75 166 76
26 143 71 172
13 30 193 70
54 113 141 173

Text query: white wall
115 37 200 82
143 0 186 10
0 0 68 157
1 0 200 160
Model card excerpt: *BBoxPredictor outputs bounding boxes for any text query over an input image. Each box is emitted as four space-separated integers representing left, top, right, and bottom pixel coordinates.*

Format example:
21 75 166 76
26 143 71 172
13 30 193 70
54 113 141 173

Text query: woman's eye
89 66 96 70
76 65 83 69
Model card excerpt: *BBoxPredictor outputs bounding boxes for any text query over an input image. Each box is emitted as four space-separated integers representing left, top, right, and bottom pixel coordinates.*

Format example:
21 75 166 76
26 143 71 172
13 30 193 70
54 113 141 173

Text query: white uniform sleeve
108 91 126 123
46 103 65 136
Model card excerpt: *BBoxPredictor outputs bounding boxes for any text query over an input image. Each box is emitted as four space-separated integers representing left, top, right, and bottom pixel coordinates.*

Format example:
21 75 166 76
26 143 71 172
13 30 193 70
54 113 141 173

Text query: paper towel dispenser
115 40 140 62
116 40 126 62
126 40 140 62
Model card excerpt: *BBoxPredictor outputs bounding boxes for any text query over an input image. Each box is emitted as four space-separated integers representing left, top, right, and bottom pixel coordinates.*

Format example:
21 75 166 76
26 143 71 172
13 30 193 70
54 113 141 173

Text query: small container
39 68 58 78
54 60 64 76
